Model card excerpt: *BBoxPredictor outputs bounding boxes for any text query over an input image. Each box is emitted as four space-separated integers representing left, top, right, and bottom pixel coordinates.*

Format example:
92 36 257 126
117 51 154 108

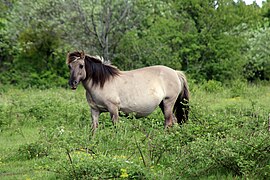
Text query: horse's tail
174 71 190 125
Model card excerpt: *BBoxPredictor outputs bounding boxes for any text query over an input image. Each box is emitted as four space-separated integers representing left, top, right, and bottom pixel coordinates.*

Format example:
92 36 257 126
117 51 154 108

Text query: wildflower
120 168 128 178
59 128 64 135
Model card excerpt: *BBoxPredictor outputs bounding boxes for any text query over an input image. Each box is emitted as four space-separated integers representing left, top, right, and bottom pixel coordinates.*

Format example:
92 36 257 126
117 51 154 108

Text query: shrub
229 79 248 97
18 141 51 160
201 80 223 93
53 151 146 179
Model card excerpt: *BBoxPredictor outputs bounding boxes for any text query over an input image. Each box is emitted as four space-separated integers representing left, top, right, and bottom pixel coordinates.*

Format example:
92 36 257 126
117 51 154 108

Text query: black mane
84 55 120 88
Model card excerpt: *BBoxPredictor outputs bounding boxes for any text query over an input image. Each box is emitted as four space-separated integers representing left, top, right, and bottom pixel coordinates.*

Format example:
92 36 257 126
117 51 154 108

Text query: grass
0 81 270 179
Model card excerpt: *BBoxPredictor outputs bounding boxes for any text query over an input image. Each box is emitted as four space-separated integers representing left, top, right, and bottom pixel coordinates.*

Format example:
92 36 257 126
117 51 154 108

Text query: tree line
0 0 270 88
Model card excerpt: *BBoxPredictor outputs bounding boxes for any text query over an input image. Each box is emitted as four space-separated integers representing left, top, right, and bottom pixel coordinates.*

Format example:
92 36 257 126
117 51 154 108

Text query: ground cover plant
0 81 270 179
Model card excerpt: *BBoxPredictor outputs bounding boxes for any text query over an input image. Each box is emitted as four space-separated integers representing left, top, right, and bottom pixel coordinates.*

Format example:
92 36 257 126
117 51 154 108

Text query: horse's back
120 65 180 93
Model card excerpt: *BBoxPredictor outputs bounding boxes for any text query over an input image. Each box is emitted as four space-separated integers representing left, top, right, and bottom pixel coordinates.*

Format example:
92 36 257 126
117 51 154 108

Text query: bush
229 79 248 98
172 129 270 179
56 152 146 179
18 141 51 160
201 80 223 93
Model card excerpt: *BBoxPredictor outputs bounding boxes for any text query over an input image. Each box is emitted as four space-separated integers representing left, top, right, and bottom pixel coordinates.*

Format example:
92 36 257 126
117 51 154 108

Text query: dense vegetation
1 0 270 87
0 82 269 179
1 0 270 179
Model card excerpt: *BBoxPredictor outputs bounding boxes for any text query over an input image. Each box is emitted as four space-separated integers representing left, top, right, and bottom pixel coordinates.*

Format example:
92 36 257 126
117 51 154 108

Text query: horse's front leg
91 108 100 134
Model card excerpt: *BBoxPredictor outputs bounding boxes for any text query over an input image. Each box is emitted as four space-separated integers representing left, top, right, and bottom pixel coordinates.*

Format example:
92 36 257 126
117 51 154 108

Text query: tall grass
0 82 269 179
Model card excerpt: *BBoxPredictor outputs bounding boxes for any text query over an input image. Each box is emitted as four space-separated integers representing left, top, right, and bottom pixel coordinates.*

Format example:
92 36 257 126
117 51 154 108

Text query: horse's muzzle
69 80 78 90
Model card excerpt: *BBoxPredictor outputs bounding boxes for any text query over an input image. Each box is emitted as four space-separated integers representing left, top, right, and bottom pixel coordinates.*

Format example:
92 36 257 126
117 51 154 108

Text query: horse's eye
79 64 84 69
68 65 71 69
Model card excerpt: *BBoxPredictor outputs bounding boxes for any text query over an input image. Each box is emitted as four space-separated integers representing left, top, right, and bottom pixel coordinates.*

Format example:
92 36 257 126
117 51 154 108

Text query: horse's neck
82 79 93 91
82 78 103 92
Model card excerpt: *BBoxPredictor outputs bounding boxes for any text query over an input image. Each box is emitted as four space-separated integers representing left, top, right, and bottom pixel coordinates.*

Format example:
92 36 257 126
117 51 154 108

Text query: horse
66 51 189 133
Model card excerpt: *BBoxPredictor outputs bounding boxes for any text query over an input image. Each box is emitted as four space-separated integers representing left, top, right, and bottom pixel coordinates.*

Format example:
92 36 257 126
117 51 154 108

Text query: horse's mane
85 54 120 88
66 51 120 88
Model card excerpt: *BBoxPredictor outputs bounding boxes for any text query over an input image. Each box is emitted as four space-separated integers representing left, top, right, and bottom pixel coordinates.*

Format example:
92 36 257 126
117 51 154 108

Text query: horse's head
66 51 87 90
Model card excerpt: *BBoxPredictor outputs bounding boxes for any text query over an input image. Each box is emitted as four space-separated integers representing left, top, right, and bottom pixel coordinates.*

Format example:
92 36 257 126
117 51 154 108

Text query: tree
68 0 133 61
0 0 15 74
115 16 199 71
1 0 70 86
172 0 262 81
115 0 200 70
243 22 270 81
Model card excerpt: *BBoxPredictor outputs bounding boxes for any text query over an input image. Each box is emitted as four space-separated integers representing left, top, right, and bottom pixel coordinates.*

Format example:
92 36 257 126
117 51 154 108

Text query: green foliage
243 22 270 81
201 80 223 93
0 1 15 75
56 152 146 179
116 15 199 70
0 0 70 87
10 22 69 87
1 0 269 87
18 141 51 160
177 0 252 81
175 130 270 178
229 79 248 97
1 84 270 179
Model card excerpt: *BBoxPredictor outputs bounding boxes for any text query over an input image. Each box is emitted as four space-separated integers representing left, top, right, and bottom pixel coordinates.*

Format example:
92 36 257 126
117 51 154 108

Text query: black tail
174 71 189 125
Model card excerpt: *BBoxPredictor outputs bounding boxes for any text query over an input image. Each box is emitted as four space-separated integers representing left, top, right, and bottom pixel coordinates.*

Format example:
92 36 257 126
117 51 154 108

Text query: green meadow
0 81 269 179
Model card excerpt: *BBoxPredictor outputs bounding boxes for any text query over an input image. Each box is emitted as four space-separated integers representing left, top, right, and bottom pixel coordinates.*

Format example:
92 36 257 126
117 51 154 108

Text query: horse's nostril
73 80 78 85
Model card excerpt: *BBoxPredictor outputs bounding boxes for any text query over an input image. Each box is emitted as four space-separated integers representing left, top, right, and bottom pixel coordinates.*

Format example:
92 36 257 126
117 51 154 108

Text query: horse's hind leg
162 99 176 128
160 101 177 125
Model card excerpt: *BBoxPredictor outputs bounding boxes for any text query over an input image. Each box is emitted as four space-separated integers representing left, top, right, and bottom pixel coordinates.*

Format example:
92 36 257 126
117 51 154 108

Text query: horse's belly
119 96 161 117
120 107 156 118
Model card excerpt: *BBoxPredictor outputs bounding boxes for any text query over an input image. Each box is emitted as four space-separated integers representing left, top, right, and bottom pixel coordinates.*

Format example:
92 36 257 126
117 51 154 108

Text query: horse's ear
80 50 85 60
66 51 70 64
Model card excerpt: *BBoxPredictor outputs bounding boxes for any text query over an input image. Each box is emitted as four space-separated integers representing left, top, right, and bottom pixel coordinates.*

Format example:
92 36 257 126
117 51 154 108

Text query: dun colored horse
67 51 189 132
